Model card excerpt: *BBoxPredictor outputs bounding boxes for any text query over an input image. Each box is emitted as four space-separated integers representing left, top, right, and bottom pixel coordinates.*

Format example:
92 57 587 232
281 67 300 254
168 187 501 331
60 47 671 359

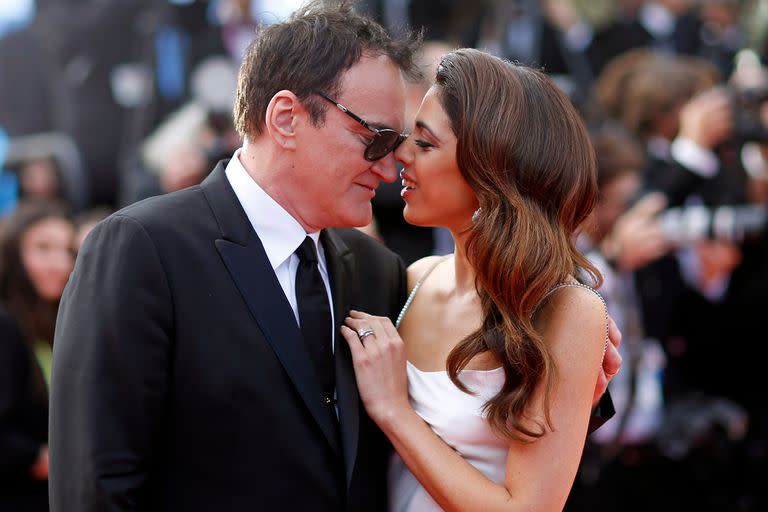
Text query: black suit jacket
49 161 407 511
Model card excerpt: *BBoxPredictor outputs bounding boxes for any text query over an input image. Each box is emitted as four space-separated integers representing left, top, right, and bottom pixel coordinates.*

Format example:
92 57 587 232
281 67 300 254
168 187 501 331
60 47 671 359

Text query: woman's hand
341 310 411 427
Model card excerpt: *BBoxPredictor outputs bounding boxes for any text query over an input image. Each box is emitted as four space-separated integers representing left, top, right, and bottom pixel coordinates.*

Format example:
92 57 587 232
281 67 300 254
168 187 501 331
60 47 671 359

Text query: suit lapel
202 164 340 455
322 229 360 488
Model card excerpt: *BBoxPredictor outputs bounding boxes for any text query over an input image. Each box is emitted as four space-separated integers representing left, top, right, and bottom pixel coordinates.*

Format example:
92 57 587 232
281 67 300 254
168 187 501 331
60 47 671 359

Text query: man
49 2 618 511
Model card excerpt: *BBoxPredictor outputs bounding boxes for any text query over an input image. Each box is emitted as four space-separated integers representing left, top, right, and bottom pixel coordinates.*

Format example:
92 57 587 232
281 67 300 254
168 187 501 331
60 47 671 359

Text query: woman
341 49 609 511
0 201 75 511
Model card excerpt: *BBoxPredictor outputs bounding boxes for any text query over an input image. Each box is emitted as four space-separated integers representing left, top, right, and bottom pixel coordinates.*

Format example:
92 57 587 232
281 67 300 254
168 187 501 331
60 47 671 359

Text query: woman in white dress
341 49 610 511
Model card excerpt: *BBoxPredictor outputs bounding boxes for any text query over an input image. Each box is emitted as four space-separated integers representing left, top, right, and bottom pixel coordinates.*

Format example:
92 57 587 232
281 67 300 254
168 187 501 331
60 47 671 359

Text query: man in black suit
49 3 417 510
49 2 619 511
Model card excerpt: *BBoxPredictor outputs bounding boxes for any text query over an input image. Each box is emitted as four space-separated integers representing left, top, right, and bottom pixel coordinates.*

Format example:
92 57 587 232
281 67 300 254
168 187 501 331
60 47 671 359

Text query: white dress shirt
224 149 336 350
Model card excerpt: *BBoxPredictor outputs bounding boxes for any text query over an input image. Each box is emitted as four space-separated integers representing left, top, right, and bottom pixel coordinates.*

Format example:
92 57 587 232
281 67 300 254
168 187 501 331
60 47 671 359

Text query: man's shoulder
113 187 206 225
84 187 211 251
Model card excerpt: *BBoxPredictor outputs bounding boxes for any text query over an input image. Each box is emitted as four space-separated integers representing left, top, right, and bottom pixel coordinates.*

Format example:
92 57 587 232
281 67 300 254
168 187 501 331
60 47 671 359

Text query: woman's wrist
372 401 418 434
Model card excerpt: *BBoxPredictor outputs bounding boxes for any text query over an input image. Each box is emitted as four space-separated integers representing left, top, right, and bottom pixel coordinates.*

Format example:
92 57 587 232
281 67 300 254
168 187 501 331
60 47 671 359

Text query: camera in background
659 203 768 245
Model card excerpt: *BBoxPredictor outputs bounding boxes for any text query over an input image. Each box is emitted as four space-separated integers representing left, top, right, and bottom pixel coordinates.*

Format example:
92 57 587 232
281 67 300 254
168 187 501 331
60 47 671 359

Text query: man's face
290 54 406 231
595 171 642 240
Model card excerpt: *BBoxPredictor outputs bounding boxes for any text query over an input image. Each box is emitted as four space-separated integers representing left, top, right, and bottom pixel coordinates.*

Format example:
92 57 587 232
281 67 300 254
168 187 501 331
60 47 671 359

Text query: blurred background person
575 35 768 510
72 206 112 252
123 54 242 205
0 201 75 512
569 130 672 511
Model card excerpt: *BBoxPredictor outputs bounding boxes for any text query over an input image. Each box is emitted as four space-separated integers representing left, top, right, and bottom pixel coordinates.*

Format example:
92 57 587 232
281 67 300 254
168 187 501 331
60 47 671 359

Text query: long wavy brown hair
437 49 602 440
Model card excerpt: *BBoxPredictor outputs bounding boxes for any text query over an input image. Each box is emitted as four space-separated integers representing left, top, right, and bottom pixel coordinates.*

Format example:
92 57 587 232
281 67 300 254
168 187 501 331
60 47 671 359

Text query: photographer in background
589 44 768 510
123 55 242 205
569 130 671 512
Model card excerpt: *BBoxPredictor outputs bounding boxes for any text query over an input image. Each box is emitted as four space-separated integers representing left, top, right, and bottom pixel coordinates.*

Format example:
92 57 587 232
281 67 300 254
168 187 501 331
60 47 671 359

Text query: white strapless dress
387 361 508 512
388 258 607 512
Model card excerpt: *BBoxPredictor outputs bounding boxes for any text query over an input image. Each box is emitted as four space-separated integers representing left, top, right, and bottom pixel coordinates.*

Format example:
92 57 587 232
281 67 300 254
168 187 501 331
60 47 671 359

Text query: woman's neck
450 229 477 296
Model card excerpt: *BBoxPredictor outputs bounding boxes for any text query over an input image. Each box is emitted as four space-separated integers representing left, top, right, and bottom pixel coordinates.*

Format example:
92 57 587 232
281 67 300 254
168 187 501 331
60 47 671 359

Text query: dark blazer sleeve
49 214 173 512
0 311 44 477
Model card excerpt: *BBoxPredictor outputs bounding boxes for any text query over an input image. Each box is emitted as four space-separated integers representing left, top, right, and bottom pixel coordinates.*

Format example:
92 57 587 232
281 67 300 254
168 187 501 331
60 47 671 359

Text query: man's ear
265 90 301 151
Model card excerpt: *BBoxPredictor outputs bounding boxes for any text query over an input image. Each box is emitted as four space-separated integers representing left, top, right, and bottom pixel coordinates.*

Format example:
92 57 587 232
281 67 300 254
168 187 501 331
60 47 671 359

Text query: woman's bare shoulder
536 284 607 364
406 255 450 291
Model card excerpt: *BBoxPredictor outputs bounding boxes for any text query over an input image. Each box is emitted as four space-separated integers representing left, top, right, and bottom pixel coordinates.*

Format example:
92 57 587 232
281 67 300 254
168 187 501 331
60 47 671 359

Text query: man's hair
233 0 422 139
592 127 645 189
595 50 720 140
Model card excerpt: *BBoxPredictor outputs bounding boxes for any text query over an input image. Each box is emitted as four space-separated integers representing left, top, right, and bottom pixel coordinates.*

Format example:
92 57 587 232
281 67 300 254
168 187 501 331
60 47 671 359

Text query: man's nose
394 138 412 168
371 152 399 183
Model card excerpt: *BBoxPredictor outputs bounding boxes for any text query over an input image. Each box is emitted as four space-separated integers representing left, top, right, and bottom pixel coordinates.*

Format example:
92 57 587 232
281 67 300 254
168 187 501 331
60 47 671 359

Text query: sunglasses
316 92 407 161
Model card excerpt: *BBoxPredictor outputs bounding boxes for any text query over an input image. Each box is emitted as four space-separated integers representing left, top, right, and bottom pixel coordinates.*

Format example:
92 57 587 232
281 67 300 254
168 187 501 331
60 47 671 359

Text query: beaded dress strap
533 282 610 360
395 256 449 329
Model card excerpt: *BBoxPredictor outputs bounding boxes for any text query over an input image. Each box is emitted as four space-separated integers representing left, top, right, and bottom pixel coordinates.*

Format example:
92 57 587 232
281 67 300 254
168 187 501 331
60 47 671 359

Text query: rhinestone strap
395 256 449 329
535 282 610 360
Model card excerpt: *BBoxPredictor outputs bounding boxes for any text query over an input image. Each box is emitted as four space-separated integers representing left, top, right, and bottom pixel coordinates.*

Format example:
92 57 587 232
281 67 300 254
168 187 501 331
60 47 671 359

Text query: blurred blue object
155 26 189 101
0 127 8 166
0 127 19 217
0 172 19 217
0 0 35 38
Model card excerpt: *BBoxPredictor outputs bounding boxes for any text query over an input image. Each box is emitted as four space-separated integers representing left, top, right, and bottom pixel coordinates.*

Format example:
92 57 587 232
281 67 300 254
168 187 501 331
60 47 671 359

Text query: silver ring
357 327 375 341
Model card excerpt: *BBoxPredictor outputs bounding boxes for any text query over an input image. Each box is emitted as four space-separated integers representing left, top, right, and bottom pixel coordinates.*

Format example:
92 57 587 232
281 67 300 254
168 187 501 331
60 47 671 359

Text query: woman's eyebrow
415 120 441 142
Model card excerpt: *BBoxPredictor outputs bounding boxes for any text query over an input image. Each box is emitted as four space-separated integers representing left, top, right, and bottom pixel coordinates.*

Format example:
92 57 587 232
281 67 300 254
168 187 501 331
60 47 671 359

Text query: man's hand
602 192 672 271
678 87 734 150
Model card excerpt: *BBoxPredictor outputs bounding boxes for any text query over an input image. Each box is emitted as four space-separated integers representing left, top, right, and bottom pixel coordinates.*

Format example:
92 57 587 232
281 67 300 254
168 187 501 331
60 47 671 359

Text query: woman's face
395 87 478 231
20 217 75 302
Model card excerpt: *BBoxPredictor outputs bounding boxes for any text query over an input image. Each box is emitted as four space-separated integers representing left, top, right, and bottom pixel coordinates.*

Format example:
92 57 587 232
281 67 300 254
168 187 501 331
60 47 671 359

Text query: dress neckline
406 360 503 375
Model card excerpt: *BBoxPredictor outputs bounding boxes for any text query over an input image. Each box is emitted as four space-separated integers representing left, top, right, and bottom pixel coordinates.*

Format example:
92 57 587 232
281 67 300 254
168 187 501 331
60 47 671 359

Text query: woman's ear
265 90 300 151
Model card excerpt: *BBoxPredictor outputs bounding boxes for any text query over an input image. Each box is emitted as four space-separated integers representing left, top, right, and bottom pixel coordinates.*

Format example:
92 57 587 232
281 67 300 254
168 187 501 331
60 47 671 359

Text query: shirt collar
224 149 323 270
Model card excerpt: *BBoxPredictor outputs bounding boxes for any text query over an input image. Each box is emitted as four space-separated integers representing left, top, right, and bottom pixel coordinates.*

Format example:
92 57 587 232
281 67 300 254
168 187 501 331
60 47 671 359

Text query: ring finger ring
357 327 375 341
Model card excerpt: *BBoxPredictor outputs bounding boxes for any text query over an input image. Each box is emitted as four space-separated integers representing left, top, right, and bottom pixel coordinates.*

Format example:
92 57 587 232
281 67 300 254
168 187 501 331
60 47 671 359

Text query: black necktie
295 237 336 407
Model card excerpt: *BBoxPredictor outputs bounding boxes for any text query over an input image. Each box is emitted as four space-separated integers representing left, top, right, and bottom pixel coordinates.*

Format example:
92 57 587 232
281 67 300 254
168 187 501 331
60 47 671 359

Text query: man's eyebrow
415 120 441 142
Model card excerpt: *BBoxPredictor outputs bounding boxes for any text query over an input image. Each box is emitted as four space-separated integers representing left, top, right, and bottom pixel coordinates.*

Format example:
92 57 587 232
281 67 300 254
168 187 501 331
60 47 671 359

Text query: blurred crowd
1 0 768 510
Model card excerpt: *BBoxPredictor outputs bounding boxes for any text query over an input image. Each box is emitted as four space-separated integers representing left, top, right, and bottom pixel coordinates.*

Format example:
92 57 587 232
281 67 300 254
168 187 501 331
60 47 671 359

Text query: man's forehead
336 57 407 128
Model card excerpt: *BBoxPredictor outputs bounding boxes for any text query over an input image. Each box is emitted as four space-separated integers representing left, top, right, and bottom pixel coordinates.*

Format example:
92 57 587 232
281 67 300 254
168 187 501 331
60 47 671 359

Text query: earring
472 207 482 223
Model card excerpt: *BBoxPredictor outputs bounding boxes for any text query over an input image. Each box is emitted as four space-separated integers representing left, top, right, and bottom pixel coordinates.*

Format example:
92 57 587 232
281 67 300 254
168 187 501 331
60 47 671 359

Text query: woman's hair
0 201 71 346
435 49 602 440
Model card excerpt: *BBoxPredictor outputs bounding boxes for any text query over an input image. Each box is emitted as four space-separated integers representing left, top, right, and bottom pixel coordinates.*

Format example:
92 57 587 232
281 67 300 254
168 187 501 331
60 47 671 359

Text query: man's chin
327 214 373 230
339 204 373 229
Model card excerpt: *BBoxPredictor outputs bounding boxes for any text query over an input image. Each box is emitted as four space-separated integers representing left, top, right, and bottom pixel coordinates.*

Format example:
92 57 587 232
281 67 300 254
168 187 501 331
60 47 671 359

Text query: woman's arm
341 286 606 511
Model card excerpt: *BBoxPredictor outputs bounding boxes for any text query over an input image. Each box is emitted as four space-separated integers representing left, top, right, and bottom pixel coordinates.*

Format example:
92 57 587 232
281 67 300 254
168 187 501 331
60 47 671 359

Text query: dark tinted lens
364 130 403 161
